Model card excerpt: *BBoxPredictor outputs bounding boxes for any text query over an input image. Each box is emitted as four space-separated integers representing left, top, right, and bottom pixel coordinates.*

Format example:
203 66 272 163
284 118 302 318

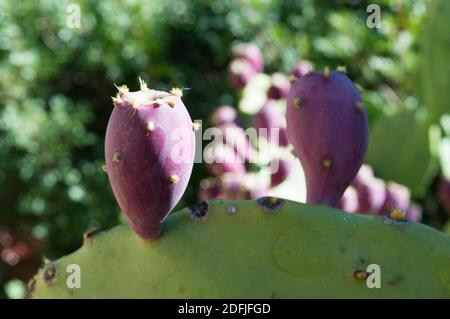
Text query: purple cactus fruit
219 122 258 162
337 186 358 213
199 178 225 201
270 158 293 187
379 182 411 216
355 177 386 214
219 174 251 200
233 43 264 72
267 73 291 100
437 177 450 216
229 59 257 89
351 164 374 189
286 70 369 206
405 204 422 222
211 105 238 126
290 60 313 79
105 81 195 239
204 143 246 176
254 100 290 147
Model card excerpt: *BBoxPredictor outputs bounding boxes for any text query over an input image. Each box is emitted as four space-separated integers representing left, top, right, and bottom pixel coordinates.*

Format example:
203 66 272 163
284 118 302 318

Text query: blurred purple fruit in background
211 105 238 126
405 203 423 222
291 60 313 79
267 73 291 100
337 186 358 213
380 182 411 216
233 43 264 73
437 177 450 217
254 100 289 147
205 143 246 176
229 59 257 89
271 158 293 187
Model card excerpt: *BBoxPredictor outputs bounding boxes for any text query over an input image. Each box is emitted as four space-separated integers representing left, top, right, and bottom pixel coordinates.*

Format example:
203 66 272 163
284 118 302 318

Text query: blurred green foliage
0 0 429 296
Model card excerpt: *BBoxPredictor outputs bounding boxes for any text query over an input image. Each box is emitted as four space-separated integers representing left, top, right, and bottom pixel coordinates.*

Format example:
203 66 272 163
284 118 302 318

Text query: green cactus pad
30 199 450 298
421 0 450 126
366 111 434 195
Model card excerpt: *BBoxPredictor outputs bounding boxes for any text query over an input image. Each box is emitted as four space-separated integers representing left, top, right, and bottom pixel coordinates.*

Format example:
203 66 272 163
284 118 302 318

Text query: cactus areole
105 80 195 240
286 70 369 206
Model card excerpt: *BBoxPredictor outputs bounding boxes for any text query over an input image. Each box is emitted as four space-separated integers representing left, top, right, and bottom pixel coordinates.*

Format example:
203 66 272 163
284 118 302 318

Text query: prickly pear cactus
366 111 433 195
421 0 450 125
30 199 450 298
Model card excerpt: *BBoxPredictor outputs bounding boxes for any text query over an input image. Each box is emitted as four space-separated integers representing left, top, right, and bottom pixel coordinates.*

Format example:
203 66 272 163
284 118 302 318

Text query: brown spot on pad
42 263 58 285
256 197 285 212
186 201 209 220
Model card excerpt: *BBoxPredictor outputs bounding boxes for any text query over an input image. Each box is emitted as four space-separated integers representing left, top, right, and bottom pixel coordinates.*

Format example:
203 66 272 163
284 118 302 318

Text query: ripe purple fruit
229 59 257 89
219 122 257 162
437 177 450 217
354 177 386 214
286 70 369 206
337 186 358 213
267 73 291 100
105 81 195 239
204 143 246 176
254 100 289 147
290 60 313 79
405 204 422 222
199 178 225 201
270 158 293 187
211 105 238 126
352 164 374 189
379 182 411 215
233 43 264 72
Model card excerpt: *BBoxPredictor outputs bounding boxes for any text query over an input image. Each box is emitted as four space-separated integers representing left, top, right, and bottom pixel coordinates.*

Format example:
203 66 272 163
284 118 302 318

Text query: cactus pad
30 199 450 298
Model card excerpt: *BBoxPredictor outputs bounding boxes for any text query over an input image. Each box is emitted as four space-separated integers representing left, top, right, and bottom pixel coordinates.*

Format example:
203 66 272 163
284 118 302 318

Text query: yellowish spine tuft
168 98 176 108
390 208 406 221
336 65 347 73
192 122 201 132
112 152 121 163
322 159 333 169
293 98 302 108
169 174 180 184
147 121 155 134
356 102 365 112
138 77 149 91
170 87 183 97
